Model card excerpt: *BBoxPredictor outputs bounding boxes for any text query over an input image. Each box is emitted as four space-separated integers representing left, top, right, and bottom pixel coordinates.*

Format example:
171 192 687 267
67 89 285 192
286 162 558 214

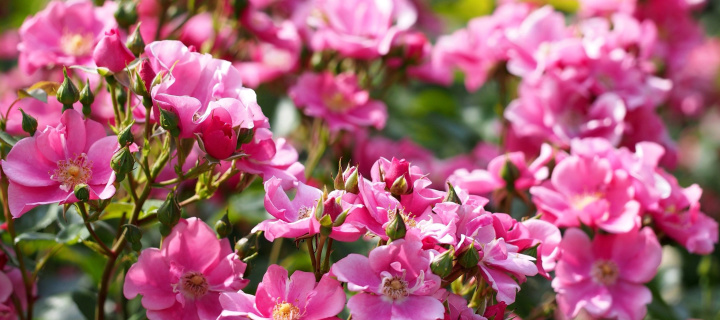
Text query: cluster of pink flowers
0 0 718 319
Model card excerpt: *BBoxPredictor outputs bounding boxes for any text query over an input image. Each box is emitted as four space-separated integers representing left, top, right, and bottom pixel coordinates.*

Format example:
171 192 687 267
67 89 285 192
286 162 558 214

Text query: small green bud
126 24 145 57
235 232 260 261
444 182 462 204
344 167 359 194
19 109 38 136
319 214 333 237
458 242 480 269
385 209 407 241
215 213 231 238
333 163 345 191
132 71 150 99
159 108 180 137
123 224 143 252
236 128 254 149
157 191 181 228
159 223 171 237
430 247 455 278
118 121 135 146
500 157 520 192
114 0 138 30
389 175 410 195
111 146 135 176
79 79 94 117
332 209 349 227
57 68 80 108
73 183 90 202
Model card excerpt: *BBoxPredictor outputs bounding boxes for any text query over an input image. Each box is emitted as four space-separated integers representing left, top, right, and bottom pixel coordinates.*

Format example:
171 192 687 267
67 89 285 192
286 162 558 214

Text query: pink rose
92 28 135 73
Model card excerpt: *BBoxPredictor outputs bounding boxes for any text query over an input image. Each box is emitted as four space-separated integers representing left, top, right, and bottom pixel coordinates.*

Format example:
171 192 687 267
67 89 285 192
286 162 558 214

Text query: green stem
109 82 122 126
268 239 283 265
77 203 113 256
306 238 317 272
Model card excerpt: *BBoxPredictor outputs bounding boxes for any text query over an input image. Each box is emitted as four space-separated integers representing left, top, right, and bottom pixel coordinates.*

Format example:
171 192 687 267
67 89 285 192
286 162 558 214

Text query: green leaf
56 224 86 244
14 204 59 233
14 232 57 254
71 290 97 320
0 131 17 147
99 202 134 220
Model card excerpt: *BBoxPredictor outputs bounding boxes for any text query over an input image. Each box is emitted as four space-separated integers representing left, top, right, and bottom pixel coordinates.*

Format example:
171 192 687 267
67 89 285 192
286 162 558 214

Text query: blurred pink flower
552 228 661 320
1 109 117 217
219 265 346 320
18 0 117 75
294 0 417 59
253 177 322 241
331 238 445 320
289 72 387 133
124 218 249 320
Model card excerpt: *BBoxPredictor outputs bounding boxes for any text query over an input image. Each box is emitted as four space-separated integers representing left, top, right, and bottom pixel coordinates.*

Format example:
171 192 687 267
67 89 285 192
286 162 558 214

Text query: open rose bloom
0 0 718 319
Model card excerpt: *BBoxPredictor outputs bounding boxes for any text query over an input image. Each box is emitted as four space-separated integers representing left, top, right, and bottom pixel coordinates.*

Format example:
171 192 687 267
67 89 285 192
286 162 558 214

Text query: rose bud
383 158 412 195
92 28 135 73
198 108 237 160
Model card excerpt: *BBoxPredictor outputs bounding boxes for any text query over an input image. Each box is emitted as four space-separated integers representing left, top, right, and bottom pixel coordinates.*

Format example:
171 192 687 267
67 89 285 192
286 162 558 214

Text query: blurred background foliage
1 0 720 319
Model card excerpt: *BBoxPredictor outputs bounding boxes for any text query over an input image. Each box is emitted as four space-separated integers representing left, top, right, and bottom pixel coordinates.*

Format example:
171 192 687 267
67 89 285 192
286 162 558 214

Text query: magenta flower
331 238 444 320
295 0 417 59
531 154 641 233
18 0 117 75
552 228 662 320
1 251 33 320
289 72 388 133
1 109 117 217
92 28 135 73
253 177 322 242
649 172 718 255
124 218 249 320
218 265 346 320
445 293 487 320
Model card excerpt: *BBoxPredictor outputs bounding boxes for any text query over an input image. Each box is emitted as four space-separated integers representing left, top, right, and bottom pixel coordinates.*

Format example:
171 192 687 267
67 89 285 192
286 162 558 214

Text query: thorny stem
306 238 317 272
0 160 34 320
77 203 113 256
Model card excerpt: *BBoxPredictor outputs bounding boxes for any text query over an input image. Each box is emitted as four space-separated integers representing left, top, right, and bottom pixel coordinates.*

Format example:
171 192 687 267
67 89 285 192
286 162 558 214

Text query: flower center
571 192 602 211
591 260 619 286
387 208 417 228
60 32 95 57
297 206 312 220
51 153 93 192
179 271 209 298
381 275 409 300
322 92 349 112
272 302 301 320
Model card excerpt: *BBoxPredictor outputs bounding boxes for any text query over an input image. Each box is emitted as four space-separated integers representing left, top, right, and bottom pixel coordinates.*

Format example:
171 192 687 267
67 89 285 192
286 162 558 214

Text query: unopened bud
111 146 135 180
132 71 149 99
19 109 37 136
114 0 138 30
57 68 80 109
215 213 231 238
236 127 254 149
444 182 462 204
389 175 410 195
344 167 359 194
137 60 156 98
73 183 90 202
126 24 145 57
79 79 94 117
385 209 406 240
159 223 171 237
123 224 143 252
319 214 333 237
430 247 455 278
458 243 480 269
159 108 180 137
332 209 349 227
235 232 260 261
157 191 181 228
118 121 135 146
500 157 520 192
333 163 345 190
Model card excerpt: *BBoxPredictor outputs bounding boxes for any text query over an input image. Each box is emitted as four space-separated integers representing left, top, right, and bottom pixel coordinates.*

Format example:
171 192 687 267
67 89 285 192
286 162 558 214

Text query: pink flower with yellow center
1 109 118 217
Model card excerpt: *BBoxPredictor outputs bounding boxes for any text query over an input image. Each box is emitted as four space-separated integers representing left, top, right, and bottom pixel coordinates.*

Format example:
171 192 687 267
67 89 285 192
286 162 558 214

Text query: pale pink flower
552 228 662 320
1 109 117 217
294 0 417 59
233 41 299 88
577 0 636 18
124 218 249 320
289 72 387 133
218 265 346 320
530 154 641 233
666 38 720 116
331 238 445 320
18 0 117 75
0 30 20 59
